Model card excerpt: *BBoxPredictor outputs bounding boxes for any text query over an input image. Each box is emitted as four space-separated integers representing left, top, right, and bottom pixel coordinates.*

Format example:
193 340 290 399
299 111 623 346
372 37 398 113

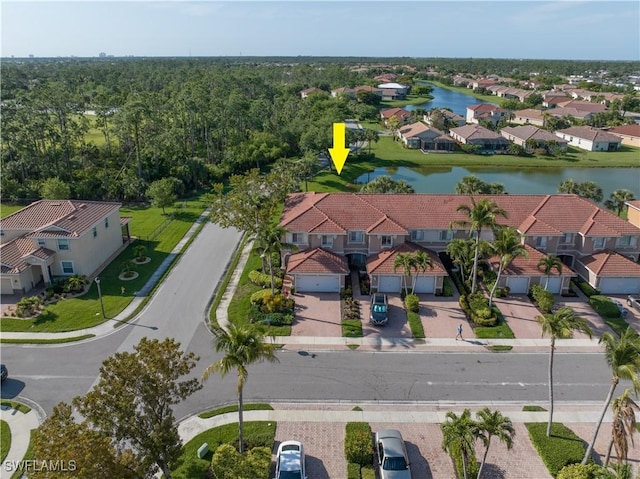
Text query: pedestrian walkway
0 403 41 476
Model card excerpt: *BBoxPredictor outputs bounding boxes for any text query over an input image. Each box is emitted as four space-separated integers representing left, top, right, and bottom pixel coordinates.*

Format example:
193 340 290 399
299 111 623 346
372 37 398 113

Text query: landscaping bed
341 286 363 337
526 422 587 477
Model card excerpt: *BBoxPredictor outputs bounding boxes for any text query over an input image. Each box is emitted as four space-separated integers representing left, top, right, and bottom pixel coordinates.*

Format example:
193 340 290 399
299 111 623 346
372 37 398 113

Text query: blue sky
2 1 639 60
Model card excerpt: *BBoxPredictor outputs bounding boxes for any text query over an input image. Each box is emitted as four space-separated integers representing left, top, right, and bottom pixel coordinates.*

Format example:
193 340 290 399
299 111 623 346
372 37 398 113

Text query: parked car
370 293 389 326
274 440 306 479
628 295 640 313
375 429 412 479
1 364 7 383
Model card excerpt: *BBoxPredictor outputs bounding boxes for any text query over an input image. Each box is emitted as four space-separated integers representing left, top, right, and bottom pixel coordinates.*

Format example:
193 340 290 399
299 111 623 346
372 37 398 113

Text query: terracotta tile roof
0 200 121 237
626 201 640 211
547 107 593 120
285 248 349 274
301 87 324 94
608 125 640 138
555 99 608 113
26 230 75 238
0 236 51 274
468 104 506 113
490 245 575 276
280 193 640 239
366 215 407 235
367 242 446 275
120 216 132 225
380 107 411 119
578 251 640 277
450 124 504 141
309 217 346 234
513 109 545 121
501 125 567 143
556 126 622 143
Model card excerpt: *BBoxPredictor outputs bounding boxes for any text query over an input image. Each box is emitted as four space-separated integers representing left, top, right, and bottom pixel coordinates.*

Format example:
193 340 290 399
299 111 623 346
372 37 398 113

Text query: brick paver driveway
291 293 342 337
361 294 413 339
555 296 612 339
494 295 544 338
417 294 467 339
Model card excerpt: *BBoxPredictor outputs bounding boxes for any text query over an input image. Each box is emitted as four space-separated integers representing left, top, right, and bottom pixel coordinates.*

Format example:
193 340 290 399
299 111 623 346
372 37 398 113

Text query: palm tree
475 408 515 479
441 409 481 479
364 128 379 154
455 175 486 195
411 250 434 294
537 307 593 437
202 321 279 453
595 463 634 479
537 254 563 291
252 224 295 293
360 175 415 194
451 198 508 294
488 227 528 307
605 388 640 466
604 189 636 217
558 178 580 194
447 239 474 285
393 252 416 296
582 328 640 465
578 181 604 203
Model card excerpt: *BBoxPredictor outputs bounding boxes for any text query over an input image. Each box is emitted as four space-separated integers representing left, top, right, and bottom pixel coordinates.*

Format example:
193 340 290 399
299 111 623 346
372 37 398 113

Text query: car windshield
383 456 408 470
373 304 387 313
278 471 302 479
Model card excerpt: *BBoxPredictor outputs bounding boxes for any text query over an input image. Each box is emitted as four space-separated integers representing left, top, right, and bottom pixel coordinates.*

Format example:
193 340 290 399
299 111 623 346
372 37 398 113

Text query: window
105 217 109 228
92 227 97 238
381 236 393 248
561 233 574 244
535 236 547 248
439 230 453 241
321 235 333 247
410 230 425 241
593 237 605 249
57 239 69 251
61 261 74 274
618 235 633 247
348 231 364 244
37 238 46 247
291 233 307 245
0 230 4 237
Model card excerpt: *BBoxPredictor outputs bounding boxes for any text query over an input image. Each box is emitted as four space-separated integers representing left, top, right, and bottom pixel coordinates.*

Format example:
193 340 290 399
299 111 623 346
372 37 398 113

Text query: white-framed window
92 226 97 238
37 238 46 247
439 230 453 241
535 236 547 248
57 238 70 251
291 233 307 245
561 233 574 244
60 261 74 275
593 237 605 249
348 231 364 244
105 217 109 228
381 235 393 248
410 230 425 241
321 235 333 247
618 235 633 247
0 230 4 237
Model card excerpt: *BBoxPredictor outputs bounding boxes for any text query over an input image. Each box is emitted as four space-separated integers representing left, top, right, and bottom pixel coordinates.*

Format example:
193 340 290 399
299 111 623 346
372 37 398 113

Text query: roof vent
51 202 61 206
79 203 87 208
68 214 76 220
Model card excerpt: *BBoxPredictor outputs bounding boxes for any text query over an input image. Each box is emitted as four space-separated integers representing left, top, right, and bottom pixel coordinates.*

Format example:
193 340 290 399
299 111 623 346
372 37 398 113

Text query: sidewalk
0 403 41 476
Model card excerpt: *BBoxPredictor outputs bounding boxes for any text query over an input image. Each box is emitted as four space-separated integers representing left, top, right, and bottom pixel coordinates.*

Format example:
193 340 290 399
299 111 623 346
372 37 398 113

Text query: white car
274 440 306 479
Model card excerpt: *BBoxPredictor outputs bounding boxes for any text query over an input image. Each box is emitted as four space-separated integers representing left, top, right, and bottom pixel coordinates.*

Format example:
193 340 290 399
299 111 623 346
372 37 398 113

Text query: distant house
378 82 409 100
500 125 568 152
543 95 571 108
545 107 597 122
487 85 533 102
449 124 510 152
511 108 545 127
555 126 622 151
466 104 510 126
423 109 466 128
397 122 454 151
555 99 608 114
0 200 131 295
606 125 640 148
331 87 355 98
470 79 497 90
380 107 411 126
354 85 383 97
374 73 397 83
300 87 326 99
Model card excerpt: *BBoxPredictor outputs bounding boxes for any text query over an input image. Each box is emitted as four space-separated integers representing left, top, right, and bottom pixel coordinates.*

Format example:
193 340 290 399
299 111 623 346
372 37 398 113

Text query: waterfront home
511 108 545 127
397 122 454 151
466 104 510 126
555 126 622 151
606 125 640 148
500 125 568 153
423 109 466 129
449 124 510 152
380 107 411 126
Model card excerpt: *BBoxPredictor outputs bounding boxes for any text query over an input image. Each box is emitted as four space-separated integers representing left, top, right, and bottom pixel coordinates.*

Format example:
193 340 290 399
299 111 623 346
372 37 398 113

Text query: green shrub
248 270 282 289
526 422 586 477
210 444 271 479
572 279 599 298
404 294 420 313
530 284 555 313
467 292 498 326
345 422 373 466
557 463 600 479
438 276 454 297
250 289 274 305
449 441 480 479
15 296 41 317
589 295 621 319
249 291 294 314
407 311 425 339
347 462 361 479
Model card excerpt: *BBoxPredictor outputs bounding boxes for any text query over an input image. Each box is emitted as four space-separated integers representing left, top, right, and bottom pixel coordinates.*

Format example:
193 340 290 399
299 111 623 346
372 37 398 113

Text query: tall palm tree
393 252 416 296
202 321 279 453
582 328 640 465
411 250 434 294
578 181 604 203
451 198 508 294
475 408 515 479
537 307 593 437
364 128 379 154
441 409 481 479
558 178 580 194
488 227 528 307
447 239 474 284
252 223 295 293
604 189 636 217
605 388 640 466
537 254 563 291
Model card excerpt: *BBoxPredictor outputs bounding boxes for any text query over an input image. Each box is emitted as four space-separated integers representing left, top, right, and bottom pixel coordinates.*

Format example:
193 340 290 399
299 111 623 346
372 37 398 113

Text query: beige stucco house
0 200 131 295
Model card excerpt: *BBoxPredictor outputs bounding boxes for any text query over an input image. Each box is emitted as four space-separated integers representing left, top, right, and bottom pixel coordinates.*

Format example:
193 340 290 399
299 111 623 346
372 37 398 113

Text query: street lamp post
95 276 106 319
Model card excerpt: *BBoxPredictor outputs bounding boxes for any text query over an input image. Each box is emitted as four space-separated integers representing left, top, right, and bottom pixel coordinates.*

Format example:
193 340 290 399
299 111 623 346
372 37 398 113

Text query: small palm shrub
16 296 42 317
404 294 419 312
557 463 600 479
530 284 555 313
63 275 87 293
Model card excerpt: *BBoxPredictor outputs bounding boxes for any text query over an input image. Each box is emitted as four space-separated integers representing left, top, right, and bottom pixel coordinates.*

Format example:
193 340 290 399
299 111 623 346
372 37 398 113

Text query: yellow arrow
328 122 349 175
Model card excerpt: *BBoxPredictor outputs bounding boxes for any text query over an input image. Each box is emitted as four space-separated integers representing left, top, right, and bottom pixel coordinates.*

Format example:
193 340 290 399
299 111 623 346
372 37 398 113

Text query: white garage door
544 277 562 294
296 275 341 293
1 277 14 295
378 275 402 293
414 276 435 294
506 276 530 294
599 277 640 295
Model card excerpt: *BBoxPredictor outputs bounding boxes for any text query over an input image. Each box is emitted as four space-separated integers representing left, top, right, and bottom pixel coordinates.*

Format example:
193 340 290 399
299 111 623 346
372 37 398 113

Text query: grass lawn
0 401 31 414
0 198 207 333
380 94 434 108
407 311 425 338
198 403 273 419
171 421 276 479
1 204 25 218
342 319 363 337
1 420 10 463
526 422 587 477
474 308 516 339
226 249 263 324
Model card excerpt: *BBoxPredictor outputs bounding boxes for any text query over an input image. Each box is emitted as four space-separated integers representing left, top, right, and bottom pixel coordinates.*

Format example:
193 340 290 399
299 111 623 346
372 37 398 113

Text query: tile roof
380 107 411 119
501 125 567 143
490 244 575 276
0 200 121 237
468 103 506 113
555 100 608 113
280 193 640 238
626 201 640 211
450 124 504 141
546 107 594 120
366 242 446 275
578 251 640 277
513 109 545 121
285 248 349 274
608 125 640 138
0 236 55 274
366 215 407 235
556 126 622 143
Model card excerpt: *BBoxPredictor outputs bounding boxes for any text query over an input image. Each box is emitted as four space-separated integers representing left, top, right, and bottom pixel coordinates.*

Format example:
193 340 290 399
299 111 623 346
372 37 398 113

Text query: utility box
197 443 209 459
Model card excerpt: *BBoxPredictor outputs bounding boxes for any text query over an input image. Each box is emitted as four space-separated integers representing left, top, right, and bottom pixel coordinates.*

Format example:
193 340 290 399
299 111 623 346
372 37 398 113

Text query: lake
356 166 639 199
405 83 487 115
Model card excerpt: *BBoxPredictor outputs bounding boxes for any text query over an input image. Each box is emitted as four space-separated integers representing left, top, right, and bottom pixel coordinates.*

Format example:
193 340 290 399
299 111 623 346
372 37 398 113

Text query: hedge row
572 278 599 298
526 422 586 477
248 270 282 289
588 295 621 319
459 292 498 326
530 284 555 313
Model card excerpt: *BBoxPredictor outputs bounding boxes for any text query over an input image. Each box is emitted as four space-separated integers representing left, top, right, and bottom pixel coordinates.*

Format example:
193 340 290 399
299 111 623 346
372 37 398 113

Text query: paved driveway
417 294 467 339
361 294 413 338
494 295 544 339
291 293 342 337
555 296 613 339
